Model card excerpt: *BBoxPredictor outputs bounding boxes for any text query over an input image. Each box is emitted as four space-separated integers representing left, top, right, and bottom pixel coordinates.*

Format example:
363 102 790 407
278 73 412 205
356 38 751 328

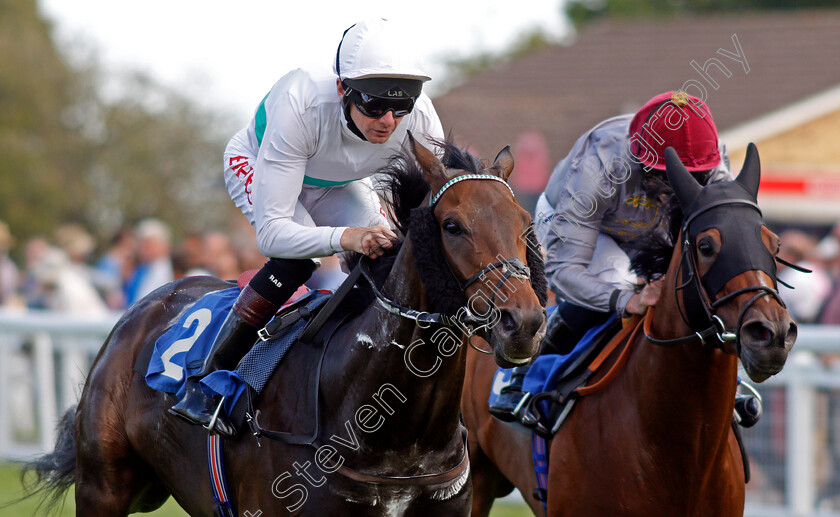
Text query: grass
0 462 186 517
0 462 534 516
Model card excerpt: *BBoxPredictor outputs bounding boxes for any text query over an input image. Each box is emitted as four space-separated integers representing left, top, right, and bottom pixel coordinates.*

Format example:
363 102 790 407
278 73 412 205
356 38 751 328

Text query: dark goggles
346 89 416 119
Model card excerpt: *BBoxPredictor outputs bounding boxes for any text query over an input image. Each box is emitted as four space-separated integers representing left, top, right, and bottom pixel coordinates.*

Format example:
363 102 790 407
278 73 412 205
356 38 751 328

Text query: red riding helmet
628 91 720 172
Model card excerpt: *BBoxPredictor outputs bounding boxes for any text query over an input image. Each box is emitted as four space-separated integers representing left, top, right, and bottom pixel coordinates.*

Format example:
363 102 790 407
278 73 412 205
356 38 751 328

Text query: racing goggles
347 89 416 119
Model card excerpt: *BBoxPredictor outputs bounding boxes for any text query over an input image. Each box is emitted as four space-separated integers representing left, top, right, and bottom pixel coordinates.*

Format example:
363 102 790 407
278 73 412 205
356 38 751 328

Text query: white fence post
60 344 88 411
787 355 817 517
33 332 57 452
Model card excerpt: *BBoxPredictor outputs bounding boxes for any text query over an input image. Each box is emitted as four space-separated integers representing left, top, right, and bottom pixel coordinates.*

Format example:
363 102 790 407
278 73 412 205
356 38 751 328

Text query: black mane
628 175 683 280
377 139 483 235
341 139 483 306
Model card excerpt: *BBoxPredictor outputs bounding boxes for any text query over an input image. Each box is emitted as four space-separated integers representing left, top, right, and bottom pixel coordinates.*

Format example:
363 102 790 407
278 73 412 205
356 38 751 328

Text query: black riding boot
488 303 610 424
169 258 316 436
488 366 532 422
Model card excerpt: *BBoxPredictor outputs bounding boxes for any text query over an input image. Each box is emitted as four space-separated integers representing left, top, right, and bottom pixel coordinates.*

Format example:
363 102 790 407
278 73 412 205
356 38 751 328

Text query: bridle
645 198 785 354
363 172 534 354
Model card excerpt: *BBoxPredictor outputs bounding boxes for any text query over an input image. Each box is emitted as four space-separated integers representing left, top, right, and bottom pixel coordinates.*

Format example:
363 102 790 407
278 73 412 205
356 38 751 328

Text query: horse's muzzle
739 315 797 382
490 308 546 367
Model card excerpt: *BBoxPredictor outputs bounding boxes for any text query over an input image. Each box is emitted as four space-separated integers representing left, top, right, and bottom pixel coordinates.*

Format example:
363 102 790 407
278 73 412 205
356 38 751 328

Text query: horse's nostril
743 321 773 344
499 310 518 333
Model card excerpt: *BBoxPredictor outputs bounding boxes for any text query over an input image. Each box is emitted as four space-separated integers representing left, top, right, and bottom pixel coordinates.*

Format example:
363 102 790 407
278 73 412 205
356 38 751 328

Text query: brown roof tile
433 10 840 166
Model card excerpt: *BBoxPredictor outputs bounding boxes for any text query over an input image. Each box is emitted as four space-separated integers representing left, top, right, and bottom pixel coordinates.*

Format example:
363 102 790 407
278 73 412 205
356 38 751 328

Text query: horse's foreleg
469 441 515 517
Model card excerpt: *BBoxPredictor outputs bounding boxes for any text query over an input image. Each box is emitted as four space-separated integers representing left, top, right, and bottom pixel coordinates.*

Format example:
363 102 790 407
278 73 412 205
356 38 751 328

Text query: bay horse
23 135 547 516
461 144 797 516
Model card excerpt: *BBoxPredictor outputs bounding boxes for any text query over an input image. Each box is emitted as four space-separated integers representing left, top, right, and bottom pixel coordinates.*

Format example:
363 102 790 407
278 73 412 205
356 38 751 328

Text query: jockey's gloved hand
625 278 664 315
341 225 399 259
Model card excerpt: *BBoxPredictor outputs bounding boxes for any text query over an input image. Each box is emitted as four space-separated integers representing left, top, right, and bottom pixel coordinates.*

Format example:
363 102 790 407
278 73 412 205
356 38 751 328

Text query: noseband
645 199 785 354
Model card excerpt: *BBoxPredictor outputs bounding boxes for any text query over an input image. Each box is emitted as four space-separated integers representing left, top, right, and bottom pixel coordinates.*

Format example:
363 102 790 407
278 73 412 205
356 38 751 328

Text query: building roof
432 10 840 166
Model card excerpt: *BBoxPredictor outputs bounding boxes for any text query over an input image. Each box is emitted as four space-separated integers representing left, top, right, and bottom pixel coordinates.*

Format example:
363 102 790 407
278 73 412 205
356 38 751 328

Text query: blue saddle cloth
146 287 330 415
488 308 619 409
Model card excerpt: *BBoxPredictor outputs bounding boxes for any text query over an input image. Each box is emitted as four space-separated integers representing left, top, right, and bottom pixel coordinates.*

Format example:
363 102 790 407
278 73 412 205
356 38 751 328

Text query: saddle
137 284 337 438
513 315 625 437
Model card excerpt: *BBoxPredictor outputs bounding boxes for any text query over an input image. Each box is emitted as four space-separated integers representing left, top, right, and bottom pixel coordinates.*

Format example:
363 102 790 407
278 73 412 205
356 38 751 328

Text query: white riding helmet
333 18 431 83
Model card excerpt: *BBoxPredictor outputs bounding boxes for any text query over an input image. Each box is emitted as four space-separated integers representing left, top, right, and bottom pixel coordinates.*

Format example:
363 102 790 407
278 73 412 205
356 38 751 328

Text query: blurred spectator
92 226 137 310
817 223 840 324
173 232 211 278
232 219 267 273
0 221 19 306
22 236 50 309
125 218 174 305
510 130 550 215
202 230 240 280
777 230 832 323
31 246 107 315
54 223 96 266
308 254 347 291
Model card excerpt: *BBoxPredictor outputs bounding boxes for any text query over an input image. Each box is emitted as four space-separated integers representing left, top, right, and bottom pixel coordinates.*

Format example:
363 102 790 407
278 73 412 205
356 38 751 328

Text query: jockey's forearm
256 218 345 259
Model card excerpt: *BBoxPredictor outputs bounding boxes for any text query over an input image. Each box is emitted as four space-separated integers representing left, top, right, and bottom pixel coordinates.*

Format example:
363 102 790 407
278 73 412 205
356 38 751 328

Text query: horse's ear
407 131 448 190
664 146 702 208
489 146 515 182
735 143 761 199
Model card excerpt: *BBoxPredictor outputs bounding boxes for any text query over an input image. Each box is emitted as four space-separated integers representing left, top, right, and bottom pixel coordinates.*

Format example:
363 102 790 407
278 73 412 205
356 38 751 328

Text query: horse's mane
628 173 683 280
378 139 483 236
341 139 482 307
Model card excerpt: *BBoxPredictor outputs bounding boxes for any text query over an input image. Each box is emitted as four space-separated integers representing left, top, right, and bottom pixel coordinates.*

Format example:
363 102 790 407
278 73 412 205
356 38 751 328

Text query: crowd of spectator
0 217 347 314
776 222 840 325
2 216 840 321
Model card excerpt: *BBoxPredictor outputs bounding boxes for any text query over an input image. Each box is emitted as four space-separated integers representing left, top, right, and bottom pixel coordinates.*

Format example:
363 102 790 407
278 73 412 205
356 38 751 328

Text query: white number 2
160 308 213 381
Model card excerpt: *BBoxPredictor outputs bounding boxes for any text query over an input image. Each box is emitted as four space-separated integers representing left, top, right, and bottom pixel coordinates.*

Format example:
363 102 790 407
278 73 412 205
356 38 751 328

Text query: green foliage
0 0 93 241
442 28 555 88
0 0 236 249
565 0 840 28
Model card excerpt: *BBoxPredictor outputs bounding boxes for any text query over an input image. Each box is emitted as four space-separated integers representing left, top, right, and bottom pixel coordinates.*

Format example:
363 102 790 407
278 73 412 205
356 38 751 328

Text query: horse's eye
697 239 715 257
442 220 462 236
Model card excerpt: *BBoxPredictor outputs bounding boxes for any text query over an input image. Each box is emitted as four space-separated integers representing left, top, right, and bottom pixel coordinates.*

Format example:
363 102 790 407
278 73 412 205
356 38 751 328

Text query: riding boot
542 303 611 355
541 309 577 355
169 258 316 436
488 366 531 422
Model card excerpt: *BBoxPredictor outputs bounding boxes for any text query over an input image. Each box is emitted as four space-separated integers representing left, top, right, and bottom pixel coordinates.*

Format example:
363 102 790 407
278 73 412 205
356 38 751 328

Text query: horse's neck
632 265 738 451
323 241 467 453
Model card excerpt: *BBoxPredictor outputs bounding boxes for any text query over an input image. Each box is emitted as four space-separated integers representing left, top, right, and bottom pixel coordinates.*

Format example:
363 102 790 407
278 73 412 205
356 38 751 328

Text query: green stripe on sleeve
302 176 358 187
254 92 270 147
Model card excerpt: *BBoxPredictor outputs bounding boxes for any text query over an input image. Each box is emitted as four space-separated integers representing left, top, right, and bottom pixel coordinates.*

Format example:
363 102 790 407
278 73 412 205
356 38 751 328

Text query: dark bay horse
24 136 546 516
462 144 797 516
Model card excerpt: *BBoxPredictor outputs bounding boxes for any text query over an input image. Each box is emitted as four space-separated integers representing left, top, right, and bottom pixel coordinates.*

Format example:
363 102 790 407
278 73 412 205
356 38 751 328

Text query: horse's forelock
376 139 482 236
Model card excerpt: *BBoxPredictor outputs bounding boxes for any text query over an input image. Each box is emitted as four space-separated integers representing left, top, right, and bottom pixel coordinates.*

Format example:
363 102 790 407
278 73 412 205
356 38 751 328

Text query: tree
565 0 840 28
0 0 236 252
0 0 93 241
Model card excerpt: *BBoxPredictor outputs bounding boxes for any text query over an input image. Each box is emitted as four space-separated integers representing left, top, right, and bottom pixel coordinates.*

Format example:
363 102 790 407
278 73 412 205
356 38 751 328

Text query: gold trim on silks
624 194 656 209
608 198 668 240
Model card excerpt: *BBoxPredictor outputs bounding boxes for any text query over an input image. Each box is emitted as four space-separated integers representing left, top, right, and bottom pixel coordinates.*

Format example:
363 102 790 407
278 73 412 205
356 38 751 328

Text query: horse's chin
493 351 532 369
739 346 788 383
489 332 542 369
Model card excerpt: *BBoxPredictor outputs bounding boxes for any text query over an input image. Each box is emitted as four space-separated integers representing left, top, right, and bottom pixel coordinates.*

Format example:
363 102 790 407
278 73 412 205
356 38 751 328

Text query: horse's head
407 134 547 367
665 144 797 382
